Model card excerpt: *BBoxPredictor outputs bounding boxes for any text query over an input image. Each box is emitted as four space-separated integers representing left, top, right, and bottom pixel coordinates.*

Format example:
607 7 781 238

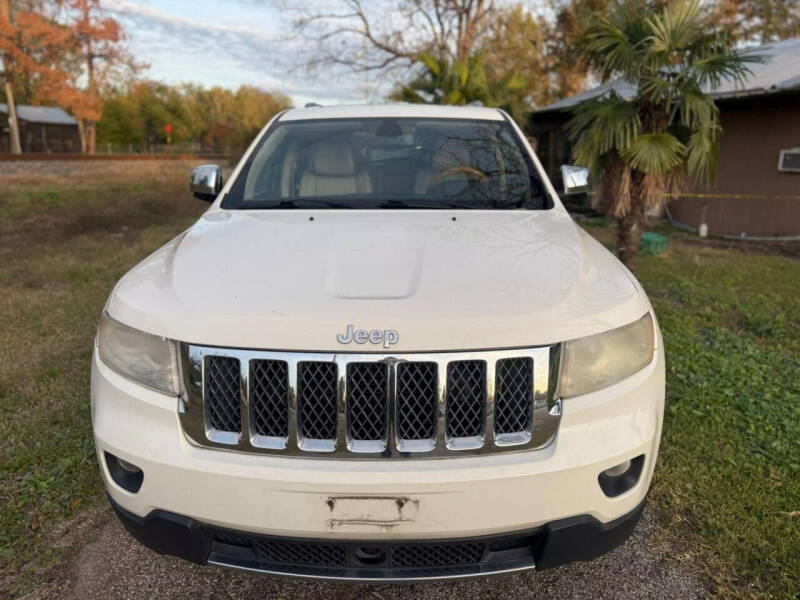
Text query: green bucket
640 232 667 256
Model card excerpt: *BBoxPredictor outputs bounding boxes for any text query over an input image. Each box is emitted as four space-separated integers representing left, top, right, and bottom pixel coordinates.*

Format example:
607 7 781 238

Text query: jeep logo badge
336 325 399 348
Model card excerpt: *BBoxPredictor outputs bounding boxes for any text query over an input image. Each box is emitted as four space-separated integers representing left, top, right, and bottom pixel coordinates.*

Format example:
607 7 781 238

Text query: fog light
104 452 144 493
117 457 140 472
602 460 632 477
598 455 644 498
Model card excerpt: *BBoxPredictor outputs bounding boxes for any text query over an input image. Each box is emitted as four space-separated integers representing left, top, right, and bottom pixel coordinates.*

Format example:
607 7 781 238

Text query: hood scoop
325 226 425 299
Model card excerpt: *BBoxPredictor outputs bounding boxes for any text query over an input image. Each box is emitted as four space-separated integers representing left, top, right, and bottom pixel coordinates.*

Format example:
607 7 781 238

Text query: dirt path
30 507 705 600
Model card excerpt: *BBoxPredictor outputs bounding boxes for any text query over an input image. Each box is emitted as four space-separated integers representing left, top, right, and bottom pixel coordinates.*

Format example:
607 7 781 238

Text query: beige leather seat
299 140 371 197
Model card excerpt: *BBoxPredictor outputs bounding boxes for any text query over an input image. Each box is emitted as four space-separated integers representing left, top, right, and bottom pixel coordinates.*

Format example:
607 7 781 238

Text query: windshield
223 117 552 210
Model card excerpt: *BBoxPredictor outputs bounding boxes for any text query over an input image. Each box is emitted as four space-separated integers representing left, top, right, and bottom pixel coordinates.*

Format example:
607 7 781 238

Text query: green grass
0 173 798 598
588 227 800 598
0 166 207 596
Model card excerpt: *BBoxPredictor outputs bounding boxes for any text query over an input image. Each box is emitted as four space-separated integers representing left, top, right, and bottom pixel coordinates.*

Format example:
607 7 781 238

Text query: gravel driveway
30 507 705 599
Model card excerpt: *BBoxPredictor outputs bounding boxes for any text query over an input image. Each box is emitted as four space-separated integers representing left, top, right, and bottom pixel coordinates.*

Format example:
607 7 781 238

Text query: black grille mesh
494 357 533 434
250 360 289 438
346 362 388 440
297 362 338 440
204 356 241 433
393 543 485 567
255 540 346 567
446 361 486 438
397 362 438 440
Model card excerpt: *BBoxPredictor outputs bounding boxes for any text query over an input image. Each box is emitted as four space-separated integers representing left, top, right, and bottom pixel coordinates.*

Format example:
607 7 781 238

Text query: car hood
107 209 649 352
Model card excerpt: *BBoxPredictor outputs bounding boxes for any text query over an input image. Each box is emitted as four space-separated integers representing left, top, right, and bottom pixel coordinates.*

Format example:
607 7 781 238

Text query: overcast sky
103 0 375 107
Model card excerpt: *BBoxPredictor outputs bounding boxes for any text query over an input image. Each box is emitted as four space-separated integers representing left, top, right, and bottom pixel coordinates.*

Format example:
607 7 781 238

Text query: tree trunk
3 81 22 154
1 0 21 154
87 120 96 154
77 119 87 154
616 175 646 267
84 19 97 155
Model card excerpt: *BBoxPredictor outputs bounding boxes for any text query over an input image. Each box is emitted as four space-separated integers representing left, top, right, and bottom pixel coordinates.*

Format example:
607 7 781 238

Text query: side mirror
560 165 590 196
190 164 223 202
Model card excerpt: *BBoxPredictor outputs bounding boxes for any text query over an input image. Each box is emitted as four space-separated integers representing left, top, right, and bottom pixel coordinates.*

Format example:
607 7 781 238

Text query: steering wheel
427 166 488 192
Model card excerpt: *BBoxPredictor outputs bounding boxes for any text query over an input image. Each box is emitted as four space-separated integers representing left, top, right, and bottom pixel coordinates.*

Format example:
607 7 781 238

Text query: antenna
304 102 322 108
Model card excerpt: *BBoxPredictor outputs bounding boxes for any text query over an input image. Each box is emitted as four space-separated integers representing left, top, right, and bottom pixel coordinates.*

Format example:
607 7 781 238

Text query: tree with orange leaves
56 0 142 154
0 0 69 152
1 0 140 154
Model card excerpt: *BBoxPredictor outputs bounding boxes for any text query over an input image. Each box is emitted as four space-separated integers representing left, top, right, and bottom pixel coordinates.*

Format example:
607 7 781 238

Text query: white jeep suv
92 104 664 581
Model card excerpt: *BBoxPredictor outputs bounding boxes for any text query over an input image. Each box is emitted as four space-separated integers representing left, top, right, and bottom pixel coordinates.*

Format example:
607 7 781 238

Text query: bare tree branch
292 0 498 74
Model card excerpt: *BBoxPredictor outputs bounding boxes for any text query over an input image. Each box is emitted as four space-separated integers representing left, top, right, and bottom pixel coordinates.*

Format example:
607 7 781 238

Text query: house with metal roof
1 104 81 154
530 36 800 238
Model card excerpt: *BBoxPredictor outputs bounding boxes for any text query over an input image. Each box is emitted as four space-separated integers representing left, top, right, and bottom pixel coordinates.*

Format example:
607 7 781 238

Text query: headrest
310 140 355 176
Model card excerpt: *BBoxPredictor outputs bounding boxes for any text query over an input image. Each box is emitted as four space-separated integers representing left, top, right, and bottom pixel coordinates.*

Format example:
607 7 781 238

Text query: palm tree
567 0 761 265
389 51 529 123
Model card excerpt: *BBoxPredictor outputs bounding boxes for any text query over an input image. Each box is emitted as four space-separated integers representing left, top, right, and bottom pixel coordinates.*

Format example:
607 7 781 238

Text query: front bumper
109 493 646 580
92 339 664 578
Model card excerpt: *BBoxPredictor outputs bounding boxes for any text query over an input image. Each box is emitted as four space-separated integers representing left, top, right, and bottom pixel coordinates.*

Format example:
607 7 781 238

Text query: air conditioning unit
778 148 800 173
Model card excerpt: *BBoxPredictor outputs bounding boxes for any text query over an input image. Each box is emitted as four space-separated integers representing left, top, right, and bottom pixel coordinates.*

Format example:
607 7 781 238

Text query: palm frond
685 124 721 184
417 51 442 78
621 133 687 173
647 0 703 54
676 81 718 129
689 50 762 90
571 128 607 175
583 0 651 81
567 92 641 157
388 85 429 104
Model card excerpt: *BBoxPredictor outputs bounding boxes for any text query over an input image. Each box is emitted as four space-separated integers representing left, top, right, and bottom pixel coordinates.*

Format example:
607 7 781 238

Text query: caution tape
666 192 800 201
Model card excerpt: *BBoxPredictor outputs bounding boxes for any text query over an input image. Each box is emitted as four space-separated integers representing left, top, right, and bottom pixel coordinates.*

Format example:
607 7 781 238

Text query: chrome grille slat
179 344 562 459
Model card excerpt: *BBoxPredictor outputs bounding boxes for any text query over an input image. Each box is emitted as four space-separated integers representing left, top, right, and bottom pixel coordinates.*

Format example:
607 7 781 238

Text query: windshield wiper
379 198 486 210
252 199 360 209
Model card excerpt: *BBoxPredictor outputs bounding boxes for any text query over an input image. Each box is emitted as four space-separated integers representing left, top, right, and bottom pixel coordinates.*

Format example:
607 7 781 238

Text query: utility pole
0 0 22 154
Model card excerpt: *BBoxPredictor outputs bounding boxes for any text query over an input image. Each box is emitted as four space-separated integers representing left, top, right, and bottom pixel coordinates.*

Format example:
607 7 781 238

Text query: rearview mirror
560 165 590 196
190 165 223 202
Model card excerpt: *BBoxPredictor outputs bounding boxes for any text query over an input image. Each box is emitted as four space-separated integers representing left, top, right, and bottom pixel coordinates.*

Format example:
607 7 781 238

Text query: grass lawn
1 172 798 598
0 163 208 596
585 220 800 598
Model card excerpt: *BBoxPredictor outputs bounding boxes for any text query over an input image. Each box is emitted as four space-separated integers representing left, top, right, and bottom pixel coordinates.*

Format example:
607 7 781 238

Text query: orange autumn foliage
0 9 92 117
1 0 138 151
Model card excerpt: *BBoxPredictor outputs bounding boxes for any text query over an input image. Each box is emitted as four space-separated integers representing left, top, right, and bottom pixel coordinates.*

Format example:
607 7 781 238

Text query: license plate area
326 496 419 528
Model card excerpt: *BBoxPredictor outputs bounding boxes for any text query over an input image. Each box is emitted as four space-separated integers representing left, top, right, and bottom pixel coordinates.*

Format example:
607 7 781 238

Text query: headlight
560 313 654 398
97 312 180 395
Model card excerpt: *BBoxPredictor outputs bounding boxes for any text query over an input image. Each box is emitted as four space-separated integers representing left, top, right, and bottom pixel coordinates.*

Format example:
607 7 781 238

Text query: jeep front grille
179 344 561 458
